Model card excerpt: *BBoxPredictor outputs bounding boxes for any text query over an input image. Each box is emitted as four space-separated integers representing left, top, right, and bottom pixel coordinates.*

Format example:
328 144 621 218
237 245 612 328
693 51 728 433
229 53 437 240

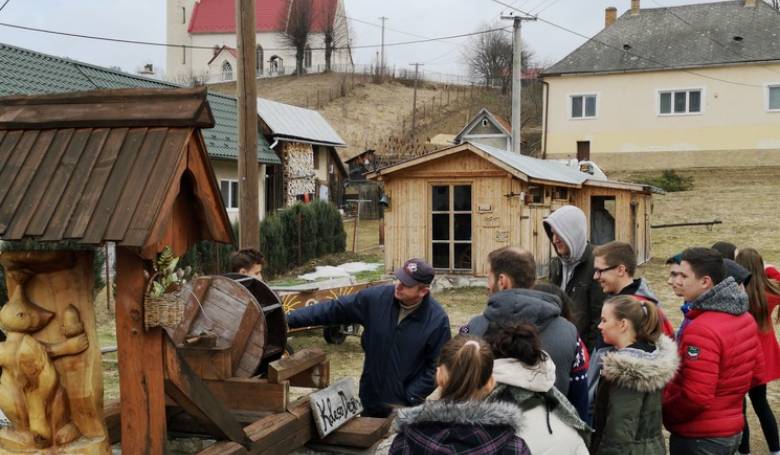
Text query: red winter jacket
663 278 764 438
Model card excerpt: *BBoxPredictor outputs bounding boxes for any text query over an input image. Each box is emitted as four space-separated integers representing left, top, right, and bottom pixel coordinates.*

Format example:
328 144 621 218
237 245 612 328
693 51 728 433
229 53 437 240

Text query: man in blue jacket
286 258 451 417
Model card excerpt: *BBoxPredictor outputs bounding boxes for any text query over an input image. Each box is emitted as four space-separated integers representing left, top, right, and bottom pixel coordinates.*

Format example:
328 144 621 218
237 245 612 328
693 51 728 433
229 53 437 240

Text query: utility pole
378 16 388 78
410 63 423 133
237 0 259 248
501 13 536 155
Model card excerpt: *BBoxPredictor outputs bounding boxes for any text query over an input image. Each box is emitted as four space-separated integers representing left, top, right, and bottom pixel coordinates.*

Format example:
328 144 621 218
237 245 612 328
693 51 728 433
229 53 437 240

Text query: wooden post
116 247 167 454
236 0 260 249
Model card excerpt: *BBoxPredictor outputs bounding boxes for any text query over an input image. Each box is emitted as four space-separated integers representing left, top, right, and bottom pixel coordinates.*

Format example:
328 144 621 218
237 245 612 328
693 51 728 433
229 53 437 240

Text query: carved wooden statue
0 251 108 454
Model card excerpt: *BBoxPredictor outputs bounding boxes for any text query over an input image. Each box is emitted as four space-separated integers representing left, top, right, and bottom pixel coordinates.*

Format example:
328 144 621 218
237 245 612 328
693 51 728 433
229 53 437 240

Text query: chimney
631 0 640 16
744 0 756 6
605 7 618 27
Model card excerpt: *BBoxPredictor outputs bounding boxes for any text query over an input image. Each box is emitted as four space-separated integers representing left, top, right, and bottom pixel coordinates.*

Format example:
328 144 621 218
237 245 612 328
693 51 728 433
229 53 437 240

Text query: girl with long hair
588 295 679 454
736 247 780 455
487 321 591 454
385 335 530 455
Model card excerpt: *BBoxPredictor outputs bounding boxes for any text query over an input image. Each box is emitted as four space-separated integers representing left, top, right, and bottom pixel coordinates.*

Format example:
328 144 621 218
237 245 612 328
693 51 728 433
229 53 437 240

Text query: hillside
207 72 516 161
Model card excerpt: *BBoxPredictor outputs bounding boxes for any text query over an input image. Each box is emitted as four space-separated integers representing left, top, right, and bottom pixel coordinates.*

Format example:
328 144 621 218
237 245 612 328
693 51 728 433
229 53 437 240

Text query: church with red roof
166 0 352 83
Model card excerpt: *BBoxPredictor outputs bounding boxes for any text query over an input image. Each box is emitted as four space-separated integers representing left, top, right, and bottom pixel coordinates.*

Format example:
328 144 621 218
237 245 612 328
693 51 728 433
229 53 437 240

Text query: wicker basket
144 274 184 329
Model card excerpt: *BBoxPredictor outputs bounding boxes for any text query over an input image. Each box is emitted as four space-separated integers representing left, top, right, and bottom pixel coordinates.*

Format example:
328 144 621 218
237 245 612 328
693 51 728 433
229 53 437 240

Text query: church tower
166 0 197 82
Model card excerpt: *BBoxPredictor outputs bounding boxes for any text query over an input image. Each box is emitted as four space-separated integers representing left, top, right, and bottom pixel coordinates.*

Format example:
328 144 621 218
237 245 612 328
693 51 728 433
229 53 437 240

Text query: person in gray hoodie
460 247 579 395
544 205 606 351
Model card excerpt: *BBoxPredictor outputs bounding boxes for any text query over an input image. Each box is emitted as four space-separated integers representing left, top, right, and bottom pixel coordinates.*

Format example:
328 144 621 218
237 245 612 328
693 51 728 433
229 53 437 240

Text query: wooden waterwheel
169 275 287 378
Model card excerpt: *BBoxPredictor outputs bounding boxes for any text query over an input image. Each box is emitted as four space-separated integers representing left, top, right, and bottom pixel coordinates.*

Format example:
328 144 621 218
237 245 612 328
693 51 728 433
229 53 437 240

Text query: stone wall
282 142 316 206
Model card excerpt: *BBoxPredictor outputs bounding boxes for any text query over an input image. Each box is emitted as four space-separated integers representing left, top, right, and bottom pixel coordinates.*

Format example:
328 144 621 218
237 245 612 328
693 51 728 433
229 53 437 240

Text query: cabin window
431 184 472 271
769 85 780 111
313 148 320 169
590 196 616 245
571 94 597 119
659 89 702 115
528 186 544 204
220 179 239 209
554 187 569 201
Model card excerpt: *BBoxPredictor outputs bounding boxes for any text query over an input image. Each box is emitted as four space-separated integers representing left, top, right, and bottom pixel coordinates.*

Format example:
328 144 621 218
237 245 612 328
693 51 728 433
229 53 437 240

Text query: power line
0 21 507 53
487 0 766 88
0 0 10 14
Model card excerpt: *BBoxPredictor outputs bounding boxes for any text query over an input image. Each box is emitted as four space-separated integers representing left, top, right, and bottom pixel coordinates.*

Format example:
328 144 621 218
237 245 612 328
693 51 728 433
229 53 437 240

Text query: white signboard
310 378 363 438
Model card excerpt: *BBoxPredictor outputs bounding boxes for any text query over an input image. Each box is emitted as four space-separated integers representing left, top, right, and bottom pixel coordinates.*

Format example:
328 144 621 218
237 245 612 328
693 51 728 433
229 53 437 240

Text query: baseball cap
394 258 435 286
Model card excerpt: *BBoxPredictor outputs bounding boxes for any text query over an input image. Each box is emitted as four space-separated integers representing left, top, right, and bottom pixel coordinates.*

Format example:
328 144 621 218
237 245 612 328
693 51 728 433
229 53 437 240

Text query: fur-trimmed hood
690 276 748 316
394 400 525 433
600 335 679 393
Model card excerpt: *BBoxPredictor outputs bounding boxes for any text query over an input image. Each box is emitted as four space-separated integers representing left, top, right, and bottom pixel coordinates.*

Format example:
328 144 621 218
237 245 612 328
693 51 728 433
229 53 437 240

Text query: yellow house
542 0 780 171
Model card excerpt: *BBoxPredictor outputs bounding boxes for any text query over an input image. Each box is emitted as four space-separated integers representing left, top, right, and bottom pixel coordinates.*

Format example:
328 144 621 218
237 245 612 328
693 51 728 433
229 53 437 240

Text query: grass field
96 166 780 453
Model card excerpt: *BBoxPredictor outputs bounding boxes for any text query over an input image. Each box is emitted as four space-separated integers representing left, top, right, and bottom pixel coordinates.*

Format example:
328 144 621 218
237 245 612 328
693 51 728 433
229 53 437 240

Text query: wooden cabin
368 142 658 277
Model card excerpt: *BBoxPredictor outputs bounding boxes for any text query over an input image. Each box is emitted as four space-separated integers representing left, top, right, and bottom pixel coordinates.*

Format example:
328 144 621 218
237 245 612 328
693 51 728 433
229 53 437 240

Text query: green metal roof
0 43 280 165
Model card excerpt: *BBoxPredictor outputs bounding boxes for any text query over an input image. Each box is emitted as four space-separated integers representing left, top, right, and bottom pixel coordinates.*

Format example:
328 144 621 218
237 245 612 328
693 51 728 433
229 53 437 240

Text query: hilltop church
166 0 353 83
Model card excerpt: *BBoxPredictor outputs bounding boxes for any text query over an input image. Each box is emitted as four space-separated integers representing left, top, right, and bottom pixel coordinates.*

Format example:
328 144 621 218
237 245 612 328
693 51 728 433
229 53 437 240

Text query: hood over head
600 335 679 392
690 276 748 316
543 205 588 262
493 355 556 393
394 399 525 433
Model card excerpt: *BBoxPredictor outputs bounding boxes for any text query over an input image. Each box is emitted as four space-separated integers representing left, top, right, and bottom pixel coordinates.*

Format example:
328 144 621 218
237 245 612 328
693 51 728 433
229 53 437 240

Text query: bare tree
465 25 533 95
279 0 313 76
321 0 349 72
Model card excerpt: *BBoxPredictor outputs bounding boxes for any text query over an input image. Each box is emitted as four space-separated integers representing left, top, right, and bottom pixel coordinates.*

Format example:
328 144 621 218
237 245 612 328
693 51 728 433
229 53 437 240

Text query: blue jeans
669 433 742 455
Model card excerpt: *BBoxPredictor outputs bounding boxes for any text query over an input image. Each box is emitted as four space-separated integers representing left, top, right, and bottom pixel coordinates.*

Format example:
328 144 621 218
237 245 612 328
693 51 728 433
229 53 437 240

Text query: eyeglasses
594 265 620 278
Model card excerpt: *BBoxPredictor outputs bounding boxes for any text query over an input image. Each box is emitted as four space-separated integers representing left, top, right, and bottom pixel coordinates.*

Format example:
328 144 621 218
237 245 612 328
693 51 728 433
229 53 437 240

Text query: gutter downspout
270 139 279 149
541 79 550 160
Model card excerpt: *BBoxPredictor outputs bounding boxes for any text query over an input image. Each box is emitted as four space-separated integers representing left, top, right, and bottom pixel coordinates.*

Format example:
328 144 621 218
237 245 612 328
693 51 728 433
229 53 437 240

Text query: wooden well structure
0 87 359 454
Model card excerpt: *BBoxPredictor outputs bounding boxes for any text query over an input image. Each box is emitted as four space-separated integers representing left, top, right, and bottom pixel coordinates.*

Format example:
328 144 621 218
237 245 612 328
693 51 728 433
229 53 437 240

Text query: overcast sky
0 0 744 80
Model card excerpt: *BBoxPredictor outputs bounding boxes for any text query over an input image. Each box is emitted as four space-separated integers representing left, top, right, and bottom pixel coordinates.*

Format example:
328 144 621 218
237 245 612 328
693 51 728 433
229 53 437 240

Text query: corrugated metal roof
0 87 233 247
0 42 280 164
545 1 780 76
257 98 346 147
471 142 592 186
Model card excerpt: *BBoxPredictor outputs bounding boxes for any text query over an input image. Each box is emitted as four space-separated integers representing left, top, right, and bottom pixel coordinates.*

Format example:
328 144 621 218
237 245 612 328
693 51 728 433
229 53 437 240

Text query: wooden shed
368 142 657 277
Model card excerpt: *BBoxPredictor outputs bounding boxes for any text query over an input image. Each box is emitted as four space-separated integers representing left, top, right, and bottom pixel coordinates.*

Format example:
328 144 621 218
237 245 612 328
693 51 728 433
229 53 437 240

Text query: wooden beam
288 360 330 389
197 398 313 455
115 247 167 454
236 0 259 249
163 336 253 448
231 302 262 374
267 348 326 384
202 378 289 413
315 417 392 448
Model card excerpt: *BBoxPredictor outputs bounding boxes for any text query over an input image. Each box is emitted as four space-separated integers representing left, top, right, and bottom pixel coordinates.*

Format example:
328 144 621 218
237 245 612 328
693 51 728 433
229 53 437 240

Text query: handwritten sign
310 378 363 438
495 230 509 243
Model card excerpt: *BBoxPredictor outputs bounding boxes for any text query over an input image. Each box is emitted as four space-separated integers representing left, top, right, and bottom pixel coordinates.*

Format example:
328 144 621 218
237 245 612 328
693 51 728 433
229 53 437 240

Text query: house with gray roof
541 0 780 170
257 98 348 208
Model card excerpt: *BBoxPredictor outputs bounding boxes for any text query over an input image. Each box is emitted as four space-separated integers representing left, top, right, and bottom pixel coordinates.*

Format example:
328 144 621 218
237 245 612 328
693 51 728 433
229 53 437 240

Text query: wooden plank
163 335 252 448
73 127 147 241
267 348 326 384
202 378 289 413
170 277 213 345
0 130 48 233
62 127 138 240
122 128 190 244
115 247 167 455
315 417 392 449
288 360 330 389
0 129 21 176
179 344 232 380
197 398 313 455
41 128 124 241
4 128 79 239
231 301 262 374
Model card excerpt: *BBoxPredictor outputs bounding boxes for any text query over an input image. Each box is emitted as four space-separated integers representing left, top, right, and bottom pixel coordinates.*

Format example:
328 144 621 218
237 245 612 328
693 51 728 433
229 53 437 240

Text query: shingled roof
0 87 234 251
0 42 280 164
544 0 780 76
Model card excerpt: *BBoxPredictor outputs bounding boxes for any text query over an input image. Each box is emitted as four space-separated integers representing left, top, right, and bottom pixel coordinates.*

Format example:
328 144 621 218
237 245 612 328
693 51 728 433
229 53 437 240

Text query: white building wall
211 159 268 223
